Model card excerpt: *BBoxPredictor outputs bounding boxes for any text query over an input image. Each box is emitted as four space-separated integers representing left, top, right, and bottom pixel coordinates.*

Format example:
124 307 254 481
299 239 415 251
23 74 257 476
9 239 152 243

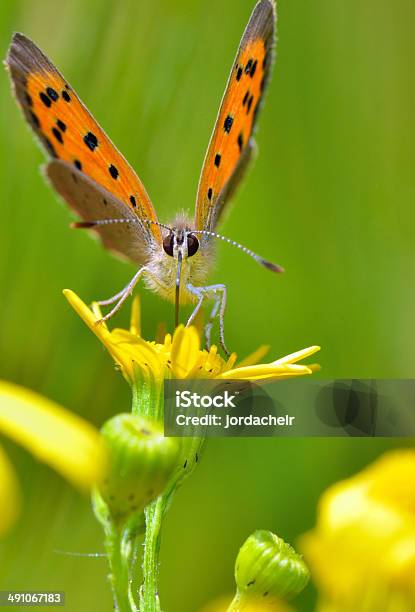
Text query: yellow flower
300 450 415 611
0 380 106 535
63 289 320 386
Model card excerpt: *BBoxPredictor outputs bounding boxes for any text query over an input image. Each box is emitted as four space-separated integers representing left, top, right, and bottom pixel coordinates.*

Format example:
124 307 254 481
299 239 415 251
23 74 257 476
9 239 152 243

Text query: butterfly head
162 227 199 261
158 217 199 327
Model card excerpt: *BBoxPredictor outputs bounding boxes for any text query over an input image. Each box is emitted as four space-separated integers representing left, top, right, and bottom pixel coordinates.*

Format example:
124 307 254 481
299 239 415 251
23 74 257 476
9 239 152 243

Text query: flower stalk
105 523 134 612
140 496 165 612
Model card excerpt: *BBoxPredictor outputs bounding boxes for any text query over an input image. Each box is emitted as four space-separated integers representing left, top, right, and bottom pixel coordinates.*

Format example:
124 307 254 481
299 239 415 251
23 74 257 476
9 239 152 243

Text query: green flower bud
99 414 179 524
235 530 310 603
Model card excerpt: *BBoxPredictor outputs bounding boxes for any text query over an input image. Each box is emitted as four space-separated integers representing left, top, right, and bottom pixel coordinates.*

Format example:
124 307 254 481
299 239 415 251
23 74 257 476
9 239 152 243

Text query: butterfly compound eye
163 234 175 257
187 234 199 257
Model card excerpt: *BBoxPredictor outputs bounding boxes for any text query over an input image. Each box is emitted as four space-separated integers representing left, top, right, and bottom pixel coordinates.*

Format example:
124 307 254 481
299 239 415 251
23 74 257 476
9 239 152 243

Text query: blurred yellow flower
300 449 415 611
200 593 293 612
63 289 320 386
0 443 19 536
0 381 106 535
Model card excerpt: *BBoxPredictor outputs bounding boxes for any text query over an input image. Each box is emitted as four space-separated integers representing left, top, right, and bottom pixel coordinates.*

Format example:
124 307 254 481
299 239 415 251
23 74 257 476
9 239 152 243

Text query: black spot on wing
214 154 221 168
52 127 63 144
207 187 213 200
130 195 137 208
39 92 51 108
236 66 243 81
237 133 244 152
109 164 118 179
247 95 254 114
56 119 66 132
74 159 82 170
224 115 234 133
243 91 249 106
84 131 98 151
245 58 254 74
250 60 258 78
62 90 71 102
46 87 58 101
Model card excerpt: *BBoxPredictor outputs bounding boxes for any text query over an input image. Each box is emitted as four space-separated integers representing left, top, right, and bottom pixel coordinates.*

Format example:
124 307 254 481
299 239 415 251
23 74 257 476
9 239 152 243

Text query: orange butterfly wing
195 0 276 233
6 33 161 245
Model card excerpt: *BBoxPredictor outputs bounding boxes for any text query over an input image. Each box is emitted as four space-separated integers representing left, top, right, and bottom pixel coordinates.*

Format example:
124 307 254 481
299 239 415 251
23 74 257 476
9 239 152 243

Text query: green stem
139 494 169 612
130 372 202 610
105 524 133 612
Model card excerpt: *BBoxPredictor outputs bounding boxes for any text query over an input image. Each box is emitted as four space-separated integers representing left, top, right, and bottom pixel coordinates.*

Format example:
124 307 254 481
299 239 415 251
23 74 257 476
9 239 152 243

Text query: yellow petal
164 333 172 349
111 329 165 381
0 381 106 491
130 296 141 336
90 301 104 322
272 346 321 365
224 352 238 371
64 290 143 381
155 321 167 344
220 364 312 380
64 289 111 342
0 444 20 536
171 326 201 378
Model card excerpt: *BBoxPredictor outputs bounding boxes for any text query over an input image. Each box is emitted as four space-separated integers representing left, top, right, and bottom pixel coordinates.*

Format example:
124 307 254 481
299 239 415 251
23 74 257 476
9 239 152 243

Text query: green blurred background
0 0 413 609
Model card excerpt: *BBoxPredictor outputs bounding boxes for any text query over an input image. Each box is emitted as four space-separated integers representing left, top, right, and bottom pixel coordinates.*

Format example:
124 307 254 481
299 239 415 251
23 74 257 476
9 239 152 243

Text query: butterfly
6 0 282 355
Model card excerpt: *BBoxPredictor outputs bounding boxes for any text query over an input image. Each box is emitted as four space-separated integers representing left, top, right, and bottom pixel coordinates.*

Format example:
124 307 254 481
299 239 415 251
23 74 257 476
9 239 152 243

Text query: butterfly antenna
72 221 282 272
72 218 172 232
192 230 284 273
143 219 172 233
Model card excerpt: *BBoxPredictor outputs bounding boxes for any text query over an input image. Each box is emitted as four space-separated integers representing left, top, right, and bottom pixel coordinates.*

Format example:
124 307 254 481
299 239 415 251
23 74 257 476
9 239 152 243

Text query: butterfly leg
187 283 229 356
97 266 147 323
205 295 221 351
185 292 205 328
96 282 133 307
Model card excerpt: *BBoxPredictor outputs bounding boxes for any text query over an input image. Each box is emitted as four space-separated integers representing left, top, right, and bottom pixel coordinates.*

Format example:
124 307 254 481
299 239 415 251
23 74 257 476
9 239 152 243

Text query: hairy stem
105 525 133 612
139 494 169 612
